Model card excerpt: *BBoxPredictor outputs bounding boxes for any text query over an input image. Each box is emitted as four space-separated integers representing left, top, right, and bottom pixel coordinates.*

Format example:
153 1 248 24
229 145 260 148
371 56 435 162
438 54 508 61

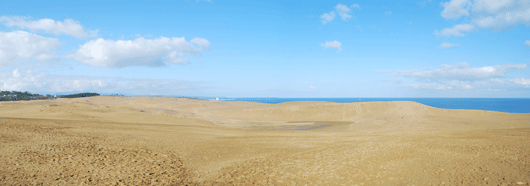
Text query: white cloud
439 0 530 30
1 69 43 91
335 4 352 21
68 36 210 68
0 69 202 94
406 80 474 90
441 0 471 19
392 62 527 81
510 78 530 86
0 69 104 92
190 38 210 51
321 40 342 51
473 0 515 13
435 23 474 37
380 63 530 91
0 16 97 38
321 3 360 24
320 11 336 24
474 7 530 28
525 40 530 47
405 78 530 90
440 42 461 48
309 85 316 89
0 31 61 66
385 11 392 15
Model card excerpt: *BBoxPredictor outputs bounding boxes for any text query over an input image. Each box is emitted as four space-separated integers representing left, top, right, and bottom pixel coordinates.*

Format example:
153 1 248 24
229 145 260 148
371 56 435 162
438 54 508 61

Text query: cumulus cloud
474 7 530 28
68 36 210 68
0 69 202 94
321 3 360 24
190 38 210 51
335 4 352 20
320 11 336 24
525 40 530 47
438 0 530 31
321 40 342 51
441 0 471 19
392 62 527 81
435 23 474 37
510 78 530 86
0 16 98 38
473 0 516 13
440 42 460 48
0 31 61 66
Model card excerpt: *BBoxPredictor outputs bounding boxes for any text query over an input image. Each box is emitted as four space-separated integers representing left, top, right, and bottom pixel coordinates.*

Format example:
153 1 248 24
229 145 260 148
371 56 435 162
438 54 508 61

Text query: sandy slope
1 96 529 185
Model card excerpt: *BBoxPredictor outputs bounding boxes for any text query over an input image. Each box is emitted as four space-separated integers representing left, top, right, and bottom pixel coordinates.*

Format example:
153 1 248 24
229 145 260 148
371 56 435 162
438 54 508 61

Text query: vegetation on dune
59 93 100 98
0 91 100 101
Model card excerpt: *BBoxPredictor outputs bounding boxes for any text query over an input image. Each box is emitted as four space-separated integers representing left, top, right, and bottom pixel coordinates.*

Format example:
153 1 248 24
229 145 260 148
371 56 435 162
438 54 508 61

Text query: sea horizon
204 97 530 114
45 94 526 114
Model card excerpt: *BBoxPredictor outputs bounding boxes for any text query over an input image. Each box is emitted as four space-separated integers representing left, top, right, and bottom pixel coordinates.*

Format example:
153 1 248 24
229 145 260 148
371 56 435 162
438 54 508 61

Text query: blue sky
0 0 529 97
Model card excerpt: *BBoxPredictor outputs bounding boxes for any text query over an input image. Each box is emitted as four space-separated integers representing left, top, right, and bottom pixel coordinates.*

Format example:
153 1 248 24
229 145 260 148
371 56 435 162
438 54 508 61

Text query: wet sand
1 96 529 185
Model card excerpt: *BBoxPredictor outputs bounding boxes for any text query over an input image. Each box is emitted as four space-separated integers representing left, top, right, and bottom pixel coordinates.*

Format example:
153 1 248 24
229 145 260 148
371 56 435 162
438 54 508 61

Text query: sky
0 0 529 98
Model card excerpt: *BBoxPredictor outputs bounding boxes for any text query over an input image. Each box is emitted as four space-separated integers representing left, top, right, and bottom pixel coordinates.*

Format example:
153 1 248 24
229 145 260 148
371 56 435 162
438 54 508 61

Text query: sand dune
1 96 529 185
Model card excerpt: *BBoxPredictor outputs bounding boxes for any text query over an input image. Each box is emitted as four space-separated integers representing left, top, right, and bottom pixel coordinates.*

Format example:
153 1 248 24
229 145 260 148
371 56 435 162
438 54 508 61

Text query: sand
1 96 529 185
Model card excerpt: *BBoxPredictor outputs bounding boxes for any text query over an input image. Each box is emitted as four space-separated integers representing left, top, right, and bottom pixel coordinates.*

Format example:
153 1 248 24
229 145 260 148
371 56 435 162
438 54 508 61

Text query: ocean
220 98 530 113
